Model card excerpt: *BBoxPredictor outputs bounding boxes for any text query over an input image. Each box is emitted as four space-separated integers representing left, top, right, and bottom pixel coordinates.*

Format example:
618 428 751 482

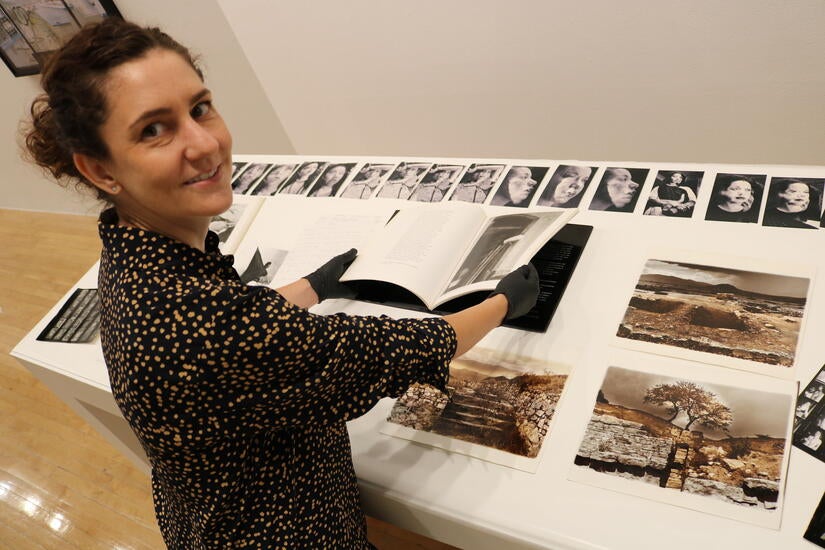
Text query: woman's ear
73 153 121 195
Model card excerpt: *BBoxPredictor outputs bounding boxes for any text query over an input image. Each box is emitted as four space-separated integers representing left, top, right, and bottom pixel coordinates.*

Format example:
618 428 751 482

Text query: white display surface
12 160 825 550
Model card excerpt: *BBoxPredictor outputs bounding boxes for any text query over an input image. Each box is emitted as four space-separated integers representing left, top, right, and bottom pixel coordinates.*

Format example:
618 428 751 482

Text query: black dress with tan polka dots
96 209 457 549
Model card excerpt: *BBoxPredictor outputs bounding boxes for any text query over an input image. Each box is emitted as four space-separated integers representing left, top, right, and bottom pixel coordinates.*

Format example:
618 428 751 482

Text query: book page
341 204 486 308
268 212 395 288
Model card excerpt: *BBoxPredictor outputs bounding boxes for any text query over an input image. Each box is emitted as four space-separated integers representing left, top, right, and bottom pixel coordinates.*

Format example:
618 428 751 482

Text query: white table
13 192 825 550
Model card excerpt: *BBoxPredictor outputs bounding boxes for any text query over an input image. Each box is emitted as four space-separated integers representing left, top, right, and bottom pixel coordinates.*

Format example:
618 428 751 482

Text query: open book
340 204 577 310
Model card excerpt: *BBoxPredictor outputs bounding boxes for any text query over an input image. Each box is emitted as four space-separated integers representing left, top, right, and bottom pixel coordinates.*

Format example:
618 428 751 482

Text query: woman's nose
182 120 219 161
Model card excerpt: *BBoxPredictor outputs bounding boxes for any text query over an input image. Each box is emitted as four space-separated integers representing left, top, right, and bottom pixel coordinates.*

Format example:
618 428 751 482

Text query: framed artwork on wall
0 0 121 77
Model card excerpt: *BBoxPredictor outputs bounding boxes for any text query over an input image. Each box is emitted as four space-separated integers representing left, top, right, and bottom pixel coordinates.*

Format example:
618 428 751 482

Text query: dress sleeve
177 283 457 434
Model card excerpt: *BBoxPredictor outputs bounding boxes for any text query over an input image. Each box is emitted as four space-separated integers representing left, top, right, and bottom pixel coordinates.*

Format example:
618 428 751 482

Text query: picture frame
0 0 121 77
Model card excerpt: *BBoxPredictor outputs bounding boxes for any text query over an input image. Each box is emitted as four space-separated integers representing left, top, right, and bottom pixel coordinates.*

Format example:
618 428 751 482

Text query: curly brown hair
22 17 202 199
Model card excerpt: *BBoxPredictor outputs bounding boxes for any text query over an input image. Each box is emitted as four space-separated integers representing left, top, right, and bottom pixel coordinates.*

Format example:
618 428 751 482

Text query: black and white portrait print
704 173 767 224
410 164 464 203
490 166 548 207
449 163 505 204
339 163 394 199
588 167 648 213
643 170 704 218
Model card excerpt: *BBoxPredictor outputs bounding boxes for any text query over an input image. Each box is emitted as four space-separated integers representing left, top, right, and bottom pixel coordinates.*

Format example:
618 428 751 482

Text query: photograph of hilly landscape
617 259 809 369
571 365 794 527
385 348 570 466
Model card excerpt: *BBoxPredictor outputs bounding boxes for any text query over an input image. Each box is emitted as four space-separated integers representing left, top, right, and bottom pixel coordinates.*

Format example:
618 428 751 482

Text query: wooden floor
0 209 458 549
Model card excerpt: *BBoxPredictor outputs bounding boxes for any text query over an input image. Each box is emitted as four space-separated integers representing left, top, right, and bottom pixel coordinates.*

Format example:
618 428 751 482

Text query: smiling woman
20 17 539 550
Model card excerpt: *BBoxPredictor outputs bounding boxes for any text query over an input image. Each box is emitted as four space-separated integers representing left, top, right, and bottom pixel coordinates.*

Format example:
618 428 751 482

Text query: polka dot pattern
96 208 457 549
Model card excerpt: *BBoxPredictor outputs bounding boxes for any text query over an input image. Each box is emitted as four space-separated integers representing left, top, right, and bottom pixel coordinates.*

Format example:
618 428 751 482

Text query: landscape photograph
617 259 810 370
384 348 570 470
571 365 793 527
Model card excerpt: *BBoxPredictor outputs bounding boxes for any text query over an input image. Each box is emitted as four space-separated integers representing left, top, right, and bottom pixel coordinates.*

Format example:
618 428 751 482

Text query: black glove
305 248 358 302
490 264 540 320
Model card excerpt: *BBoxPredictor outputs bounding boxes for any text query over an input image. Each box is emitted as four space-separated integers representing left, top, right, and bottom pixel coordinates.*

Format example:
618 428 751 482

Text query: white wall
0 0 293 215
218 0 825 165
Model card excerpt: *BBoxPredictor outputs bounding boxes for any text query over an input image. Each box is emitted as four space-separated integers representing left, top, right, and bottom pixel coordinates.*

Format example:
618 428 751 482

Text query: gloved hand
305 248 358 302
489 264 540 320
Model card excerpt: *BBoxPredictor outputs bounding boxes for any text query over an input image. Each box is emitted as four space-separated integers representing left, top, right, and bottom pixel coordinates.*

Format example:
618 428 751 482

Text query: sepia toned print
617 259 809 370
385 348 571 470
572 365 793 526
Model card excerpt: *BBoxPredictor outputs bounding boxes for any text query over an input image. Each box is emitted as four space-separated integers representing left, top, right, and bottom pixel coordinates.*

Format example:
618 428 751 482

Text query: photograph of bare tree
616 257 810 376
570 364 794 527
383 348 571 471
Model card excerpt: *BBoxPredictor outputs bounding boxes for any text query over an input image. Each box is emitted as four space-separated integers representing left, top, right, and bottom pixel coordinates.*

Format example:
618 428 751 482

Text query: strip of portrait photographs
613 250 813 380
568 357 796 529
806 492 825 548
381 347 573 472
0 0 121 77
792 364 825 462
228 156 825 234
37 288 100 343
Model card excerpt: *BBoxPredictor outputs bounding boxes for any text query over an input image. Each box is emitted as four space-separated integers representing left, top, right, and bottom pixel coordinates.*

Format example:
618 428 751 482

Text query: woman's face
777 182 810 213
605 169 638 207
506 167 536 204
299 162 319 178
669 172 684 185
553 166 590 204
719 180 752 210
93 48 233 232
324 165 347 185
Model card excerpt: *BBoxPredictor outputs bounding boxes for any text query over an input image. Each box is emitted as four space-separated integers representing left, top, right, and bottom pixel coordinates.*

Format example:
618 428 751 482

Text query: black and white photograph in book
490 166 547 207
445 213 543 292
376 162 430 199
339 163 394 199
643 170 704 218
410 164 464 202
704 173 766 224
239 247 288 286
793 364 825 461
449 163 505 204
278 161 327 195
588 167 648 213
209 203 247 244
307 163 356 197
535 164 596 208
805 492 825 548
761 177 824 229
231 162 270 194
0 0 121 76
250 164 298 196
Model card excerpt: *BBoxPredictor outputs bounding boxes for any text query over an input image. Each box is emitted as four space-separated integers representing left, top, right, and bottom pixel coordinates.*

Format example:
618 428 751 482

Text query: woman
231 161 268 194
24 18 539 549
643 171 697 217
490 166 540 207
705 175 762 223
411 165 459 202
308 163 350 197
761 178 821 229
251 163 297 196
588 167 642 213
537 164 593 208
340 164 389 199
279 160 323 195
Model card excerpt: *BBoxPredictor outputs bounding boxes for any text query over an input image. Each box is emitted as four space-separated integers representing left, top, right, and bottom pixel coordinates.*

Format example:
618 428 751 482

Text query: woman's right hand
490 264 540 320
